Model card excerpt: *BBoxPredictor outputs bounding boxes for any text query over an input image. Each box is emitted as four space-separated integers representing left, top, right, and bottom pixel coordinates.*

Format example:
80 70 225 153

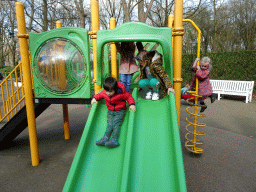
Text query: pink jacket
190 66 213 97
115 43 139 74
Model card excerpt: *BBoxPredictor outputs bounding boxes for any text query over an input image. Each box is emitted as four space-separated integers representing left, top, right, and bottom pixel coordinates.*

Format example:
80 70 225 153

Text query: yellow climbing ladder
183 19 206 154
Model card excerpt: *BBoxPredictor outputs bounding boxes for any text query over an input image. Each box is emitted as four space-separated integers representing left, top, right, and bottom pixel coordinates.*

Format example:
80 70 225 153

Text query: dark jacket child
91 77 136 148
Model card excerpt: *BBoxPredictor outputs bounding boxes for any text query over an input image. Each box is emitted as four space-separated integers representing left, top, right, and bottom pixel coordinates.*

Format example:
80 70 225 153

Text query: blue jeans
181 87 189 95
120 74 133 92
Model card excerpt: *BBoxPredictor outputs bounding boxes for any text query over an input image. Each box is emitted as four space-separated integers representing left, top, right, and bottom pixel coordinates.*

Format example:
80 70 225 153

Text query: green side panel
96 22 172 85
29 27 91 99
63 89 187 192
103 44 110 79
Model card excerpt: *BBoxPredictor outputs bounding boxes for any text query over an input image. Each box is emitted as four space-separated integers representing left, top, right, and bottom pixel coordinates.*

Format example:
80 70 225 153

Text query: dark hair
103 77 118 92
121 42 135 52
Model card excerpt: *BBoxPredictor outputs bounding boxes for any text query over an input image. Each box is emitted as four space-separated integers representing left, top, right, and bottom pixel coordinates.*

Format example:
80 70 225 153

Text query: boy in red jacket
91 77 136 148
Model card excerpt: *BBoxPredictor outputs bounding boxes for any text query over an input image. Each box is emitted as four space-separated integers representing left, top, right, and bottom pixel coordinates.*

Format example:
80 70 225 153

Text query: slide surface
63 89 187 192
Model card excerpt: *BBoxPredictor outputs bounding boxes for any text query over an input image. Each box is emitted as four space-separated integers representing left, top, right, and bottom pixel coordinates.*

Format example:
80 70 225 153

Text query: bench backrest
210 80 254 93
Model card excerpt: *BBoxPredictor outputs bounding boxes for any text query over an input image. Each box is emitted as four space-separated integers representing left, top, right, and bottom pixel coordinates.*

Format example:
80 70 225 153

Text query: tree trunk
121 0 131 22
74 0 86 28
138 0 154 23
28 0 35 32
43 0 48 31
138 0 144 22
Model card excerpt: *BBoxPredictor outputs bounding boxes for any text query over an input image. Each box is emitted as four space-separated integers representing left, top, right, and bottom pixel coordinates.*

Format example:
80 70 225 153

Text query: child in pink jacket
189 57 216 112
115 42 139 92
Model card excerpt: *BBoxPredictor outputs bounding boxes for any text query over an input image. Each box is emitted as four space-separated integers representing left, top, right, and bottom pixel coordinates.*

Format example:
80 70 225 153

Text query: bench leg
218 93 220 100
249 94 252 102
245 96 248 103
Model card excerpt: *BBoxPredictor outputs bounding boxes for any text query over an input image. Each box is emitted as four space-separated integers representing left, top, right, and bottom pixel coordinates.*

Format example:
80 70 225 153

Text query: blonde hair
200 56 212 71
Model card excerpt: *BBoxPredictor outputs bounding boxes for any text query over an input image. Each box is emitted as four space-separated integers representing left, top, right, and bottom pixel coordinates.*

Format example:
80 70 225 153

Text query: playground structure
182 19 206 154
0 0 210 191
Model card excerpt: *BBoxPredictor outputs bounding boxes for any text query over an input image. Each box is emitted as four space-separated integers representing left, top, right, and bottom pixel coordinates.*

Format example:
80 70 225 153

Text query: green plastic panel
29 27 91 99
63 88 187 192
96 22 172 85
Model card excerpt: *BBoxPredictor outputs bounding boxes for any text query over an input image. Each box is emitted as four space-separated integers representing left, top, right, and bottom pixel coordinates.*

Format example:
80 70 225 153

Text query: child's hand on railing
91 98 97 105
168 87 175 95
129 105 136 112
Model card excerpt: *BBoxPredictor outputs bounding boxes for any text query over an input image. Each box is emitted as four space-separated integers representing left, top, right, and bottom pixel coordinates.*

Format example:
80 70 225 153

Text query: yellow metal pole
91 0 102 93
56 21 70 140
110 18 118 80
56 20 62 28
15 2 39 166
173 0 184 127
62 103 70 139
168 14 174 51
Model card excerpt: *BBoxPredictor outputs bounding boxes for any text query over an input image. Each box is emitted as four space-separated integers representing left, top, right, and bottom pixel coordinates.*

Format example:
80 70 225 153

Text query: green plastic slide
63 88 187 192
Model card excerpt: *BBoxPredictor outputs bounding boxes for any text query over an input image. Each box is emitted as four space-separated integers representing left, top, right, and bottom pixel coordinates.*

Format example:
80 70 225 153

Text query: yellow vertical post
56 21 70 140
173 0 184 127
110 18 118 80
56 20 62 28
168 14 174 51
91 0 102 93
62 103 70 139
15 2 39 166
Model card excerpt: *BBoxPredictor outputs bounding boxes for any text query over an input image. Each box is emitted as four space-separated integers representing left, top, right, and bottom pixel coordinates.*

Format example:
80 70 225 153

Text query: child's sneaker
105 138 120 148
96 136 109 146
145 91 153 100
152 92 159 100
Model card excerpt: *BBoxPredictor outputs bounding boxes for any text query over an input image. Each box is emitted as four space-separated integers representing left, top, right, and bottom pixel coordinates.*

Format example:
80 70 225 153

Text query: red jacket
93 82 135 111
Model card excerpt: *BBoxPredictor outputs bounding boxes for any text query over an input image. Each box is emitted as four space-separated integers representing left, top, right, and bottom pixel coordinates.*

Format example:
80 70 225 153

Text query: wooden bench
210 80 254 103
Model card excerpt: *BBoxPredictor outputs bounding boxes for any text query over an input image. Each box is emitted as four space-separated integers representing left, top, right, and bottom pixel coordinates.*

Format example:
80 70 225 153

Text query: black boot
200 101 207 113
200 105 207 113
211 94 217 103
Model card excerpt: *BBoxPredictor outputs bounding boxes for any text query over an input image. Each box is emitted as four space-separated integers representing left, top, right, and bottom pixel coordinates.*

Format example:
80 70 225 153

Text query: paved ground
0 96 256 192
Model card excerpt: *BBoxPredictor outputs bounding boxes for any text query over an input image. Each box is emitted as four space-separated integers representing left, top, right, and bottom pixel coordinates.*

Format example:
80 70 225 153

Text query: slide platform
63 88 187 192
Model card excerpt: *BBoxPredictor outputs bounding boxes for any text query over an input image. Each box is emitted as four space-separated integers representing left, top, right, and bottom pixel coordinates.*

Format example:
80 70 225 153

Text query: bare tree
2 0 18 66
138 0 154 23
99 0 123 29
229 0 256 50
120 0 154 23
74 0 86 28
147 0 175 27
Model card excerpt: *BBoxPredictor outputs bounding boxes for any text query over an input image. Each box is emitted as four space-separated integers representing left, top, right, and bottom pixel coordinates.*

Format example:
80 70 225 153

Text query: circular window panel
34 38 86 94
